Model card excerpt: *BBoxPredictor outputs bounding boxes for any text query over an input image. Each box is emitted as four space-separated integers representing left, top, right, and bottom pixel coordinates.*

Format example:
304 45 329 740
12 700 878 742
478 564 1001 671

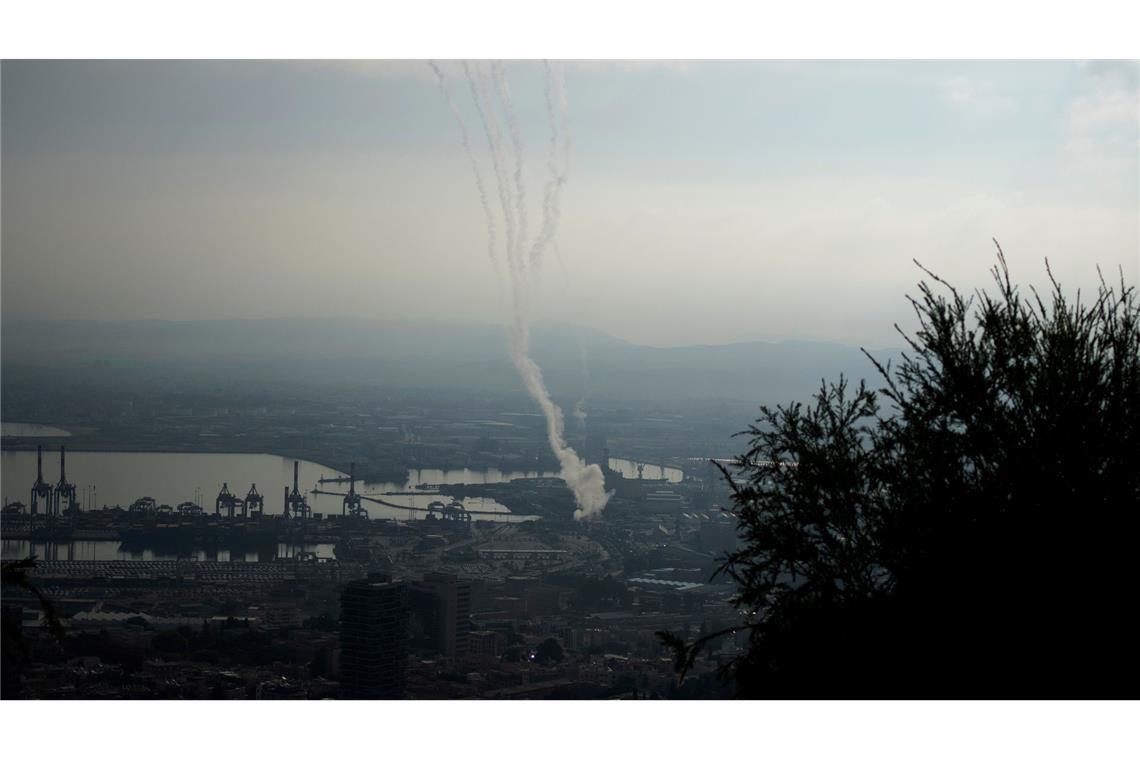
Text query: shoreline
0 442 346 477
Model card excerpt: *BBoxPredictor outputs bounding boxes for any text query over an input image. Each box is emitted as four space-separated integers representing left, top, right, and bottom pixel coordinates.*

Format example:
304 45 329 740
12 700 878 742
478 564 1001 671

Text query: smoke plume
491 61 529 257
572 329 590 432
572 400 588 431
432 60 611 520
528 60 570 271
463 62 517 280
428 62 498 269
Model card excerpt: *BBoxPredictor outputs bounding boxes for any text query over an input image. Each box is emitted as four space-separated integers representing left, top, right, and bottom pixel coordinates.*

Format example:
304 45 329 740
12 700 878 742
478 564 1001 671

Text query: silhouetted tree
535 637 565 665
152 630 190 654
661 247 1140 696
2 556 65 698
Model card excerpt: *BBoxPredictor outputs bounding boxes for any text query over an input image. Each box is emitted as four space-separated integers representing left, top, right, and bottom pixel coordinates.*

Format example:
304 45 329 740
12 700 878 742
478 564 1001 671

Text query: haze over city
2 40 1139 747
4 60 1136 347
4 1 1140 754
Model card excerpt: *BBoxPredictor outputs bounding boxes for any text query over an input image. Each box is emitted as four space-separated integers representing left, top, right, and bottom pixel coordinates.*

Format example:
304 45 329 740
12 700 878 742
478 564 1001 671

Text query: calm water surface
0 540 336 562
1 450 345 513
1 450 545 521
1 449 683 522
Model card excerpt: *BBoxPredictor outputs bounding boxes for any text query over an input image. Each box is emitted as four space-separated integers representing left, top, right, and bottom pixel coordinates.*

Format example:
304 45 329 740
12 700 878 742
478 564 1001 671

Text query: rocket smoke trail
571 399 588 432
528 60 570 270
428 61 498 268
434 60 611 520
464 61 518 283
510 321 609 519
572 329 590 433
491 61 528 261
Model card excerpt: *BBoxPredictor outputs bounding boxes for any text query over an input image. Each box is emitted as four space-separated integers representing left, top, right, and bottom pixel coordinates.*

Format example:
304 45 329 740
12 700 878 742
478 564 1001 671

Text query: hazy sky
3 60 1137 347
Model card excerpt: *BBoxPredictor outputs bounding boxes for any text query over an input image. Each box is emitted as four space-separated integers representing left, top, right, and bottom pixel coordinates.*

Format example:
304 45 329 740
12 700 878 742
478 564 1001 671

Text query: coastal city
2 407 742 698
4 47 1133 760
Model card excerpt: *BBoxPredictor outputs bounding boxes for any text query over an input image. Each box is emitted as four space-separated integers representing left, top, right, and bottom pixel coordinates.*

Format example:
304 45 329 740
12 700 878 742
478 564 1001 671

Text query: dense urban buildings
1 425 743 699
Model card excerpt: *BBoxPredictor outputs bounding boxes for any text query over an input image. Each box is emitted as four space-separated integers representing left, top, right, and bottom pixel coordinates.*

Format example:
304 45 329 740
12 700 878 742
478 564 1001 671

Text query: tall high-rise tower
409 572 472 660
339 575 409 699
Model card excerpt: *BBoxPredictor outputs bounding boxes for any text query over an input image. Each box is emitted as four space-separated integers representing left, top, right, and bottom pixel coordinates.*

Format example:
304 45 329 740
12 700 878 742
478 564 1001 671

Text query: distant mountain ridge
1 317 902 405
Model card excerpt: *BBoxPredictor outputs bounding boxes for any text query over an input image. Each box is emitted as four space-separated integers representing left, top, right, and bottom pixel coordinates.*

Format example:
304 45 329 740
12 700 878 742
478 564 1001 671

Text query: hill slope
1 317 900 405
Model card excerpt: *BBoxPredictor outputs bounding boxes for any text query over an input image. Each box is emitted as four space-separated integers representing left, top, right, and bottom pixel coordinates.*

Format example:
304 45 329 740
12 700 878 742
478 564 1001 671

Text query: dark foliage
1 557 64 641
534 637 565 665
661 248 1140 696
152 630 191 654
2 556 65 698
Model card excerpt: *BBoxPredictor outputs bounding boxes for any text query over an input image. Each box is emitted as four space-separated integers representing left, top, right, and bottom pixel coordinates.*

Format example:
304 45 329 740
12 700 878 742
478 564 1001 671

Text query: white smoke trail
572 330 590 433
438 60 611 520
428 61 498 270
571 401 588 430
527 61 571 270
551 239 571 290
464 61 519 284
508 322 609 520
491 61 528 263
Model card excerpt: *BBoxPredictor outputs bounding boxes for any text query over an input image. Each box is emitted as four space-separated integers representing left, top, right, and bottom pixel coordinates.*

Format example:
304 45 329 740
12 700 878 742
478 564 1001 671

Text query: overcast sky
2 60 1137 348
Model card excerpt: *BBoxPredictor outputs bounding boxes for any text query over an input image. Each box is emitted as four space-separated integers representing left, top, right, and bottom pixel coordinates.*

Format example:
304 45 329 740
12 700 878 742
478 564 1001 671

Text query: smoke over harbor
431 60 612 520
